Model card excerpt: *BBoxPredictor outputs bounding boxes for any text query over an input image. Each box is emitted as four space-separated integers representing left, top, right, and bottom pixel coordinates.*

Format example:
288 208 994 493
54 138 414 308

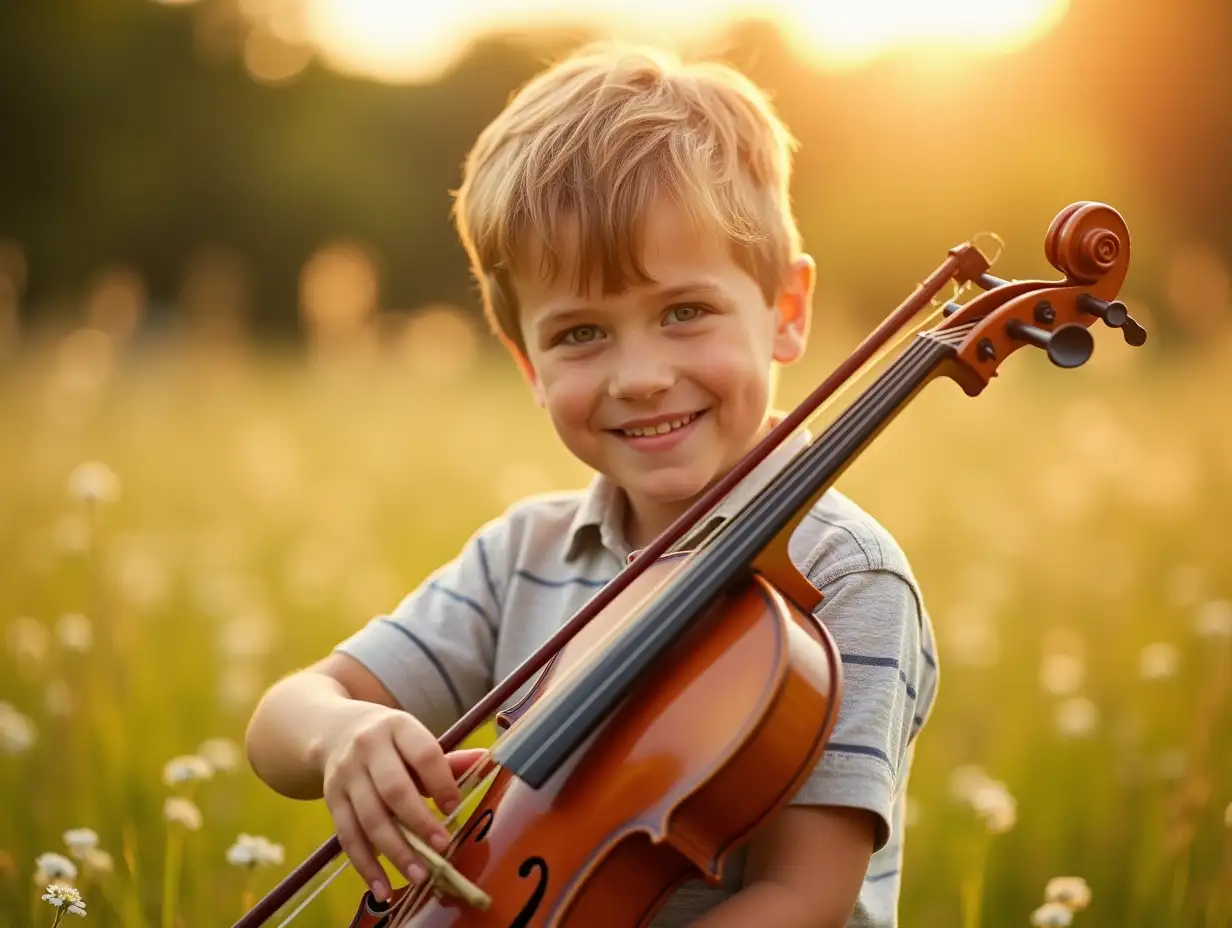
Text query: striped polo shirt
336 429 939 927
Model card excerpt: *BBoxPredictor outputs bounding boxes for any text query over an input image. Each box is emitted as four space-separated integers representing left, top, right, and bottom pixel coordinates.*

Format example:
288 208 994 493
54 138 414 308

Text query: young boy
245 43 938 927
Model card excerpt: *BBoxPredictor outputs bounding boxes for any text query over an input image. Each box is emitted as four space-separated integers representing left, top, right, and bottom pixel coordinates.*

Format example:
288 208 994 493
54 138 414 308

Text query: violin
234 201 1144 928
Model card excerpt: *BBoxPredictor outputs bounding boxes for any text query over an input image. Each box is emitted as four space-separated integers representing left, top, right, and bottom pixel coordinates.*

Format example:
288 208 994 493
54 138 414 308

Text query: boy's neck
619 416 779 552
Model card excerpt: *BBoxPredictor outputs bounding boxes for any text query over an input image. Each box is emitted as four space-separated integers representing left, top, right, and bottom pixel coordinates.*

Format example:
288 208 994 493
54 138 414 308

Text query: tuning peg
1121 316 1148 346
976 273 1009 290
1005 319 1094 368
1077 293 1129 328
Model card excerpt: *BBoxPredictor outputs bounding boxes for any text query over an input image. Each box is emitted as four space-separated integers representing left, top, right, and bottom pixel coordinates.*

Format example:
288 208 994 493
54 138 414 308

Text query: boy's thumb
445 747 490 775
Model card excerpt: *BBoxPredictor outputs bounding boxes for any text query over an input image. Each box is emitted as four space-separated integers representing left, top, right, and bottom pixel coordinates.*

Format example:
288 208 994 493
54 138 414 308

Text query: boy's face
514 198 814 526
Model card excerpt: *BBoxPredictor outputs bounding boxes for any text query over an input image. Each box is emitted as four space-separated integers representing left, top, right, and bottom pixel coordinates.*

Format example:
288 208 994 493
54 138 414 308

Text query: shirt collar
564 418 812 563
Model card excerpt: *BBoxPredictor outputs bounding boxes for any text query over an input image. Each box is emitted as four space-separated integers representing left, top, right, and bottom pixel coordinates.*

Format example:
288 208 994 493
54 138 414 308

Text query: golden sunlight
295 0 1070 83
785 0 1071 67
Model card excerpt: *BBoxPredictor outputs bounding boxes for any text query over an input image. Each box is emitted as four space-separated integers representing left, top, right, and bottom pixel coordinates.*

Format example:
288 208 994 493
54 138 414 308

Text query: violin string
272 857 353 927
381 293 984 921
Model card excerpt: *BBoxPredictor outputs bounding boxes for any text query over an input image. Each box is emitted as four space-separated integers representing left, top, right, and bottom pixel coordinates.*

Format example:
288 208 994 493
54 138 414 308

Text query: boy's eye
665 304 707 324
561 325 603 345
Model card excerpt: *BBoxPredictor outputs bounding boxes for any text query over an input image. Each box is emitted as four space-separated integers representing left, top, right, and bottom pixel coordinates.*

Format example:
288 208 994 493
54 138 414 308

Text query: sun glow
287 0 1070 83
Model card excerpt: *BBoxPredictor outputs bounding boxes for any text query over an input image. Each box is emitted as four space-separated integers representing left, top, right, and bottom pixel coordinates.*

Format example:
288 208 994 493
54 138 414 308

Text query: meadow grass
0 324 1229 927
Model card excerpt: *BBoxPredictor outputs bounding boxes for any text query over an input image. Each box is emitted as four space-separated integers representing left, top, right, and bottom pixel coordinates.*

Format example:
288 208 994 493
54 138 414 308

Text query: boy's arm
695 563 932 926
243 652 405 800
691 806 876 928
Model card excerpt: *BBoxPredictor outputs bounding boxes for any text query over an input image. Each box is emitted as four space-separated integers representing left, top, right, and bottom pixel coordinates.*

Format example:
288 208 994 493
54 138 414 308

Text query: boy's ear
772 254 816 364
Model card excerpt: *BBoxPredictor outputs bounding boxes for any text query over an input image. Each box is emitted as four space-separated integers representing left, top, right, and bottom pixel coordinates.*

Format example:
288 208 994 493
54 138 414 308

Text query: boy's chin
620 470 713 507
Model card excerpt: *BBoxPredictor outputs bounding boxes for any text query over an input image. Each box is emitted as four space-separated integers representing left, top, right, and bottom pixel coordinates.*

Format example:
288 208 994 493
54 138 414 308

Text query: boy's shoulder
791 488 921 592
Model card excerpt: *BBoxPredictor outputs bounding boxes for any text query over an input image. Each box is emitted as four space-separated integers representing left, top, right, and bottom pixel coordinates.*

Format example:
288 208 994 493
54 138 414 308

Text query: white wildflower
1139 642 1179 680
1056 697 1099 738
970 780 1017 834
1039 653 1085 696
162 754 213 787
1030 902 1074 927
163 797 203 831
1194 599 1232 639
8 615 49 663
0 701 37 753
41 883 86 917
55 614 93 653
62 829 99 859
1044 876 1092 911
68 462 120 504
35 852 78 882
198 737 242 774
225 834 285 868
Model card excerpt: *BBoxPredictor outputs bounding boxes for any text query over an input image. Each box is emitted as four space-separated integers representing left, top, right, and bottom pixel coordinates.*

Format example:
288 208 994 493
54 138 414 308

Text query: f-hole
509 857 548 928
473 810 495 842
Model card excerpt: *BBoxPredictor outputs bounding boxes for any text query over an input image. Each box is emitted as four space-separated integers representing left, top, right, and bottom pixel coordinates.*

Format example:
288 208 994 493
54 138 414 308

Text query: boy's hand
317 703 486 901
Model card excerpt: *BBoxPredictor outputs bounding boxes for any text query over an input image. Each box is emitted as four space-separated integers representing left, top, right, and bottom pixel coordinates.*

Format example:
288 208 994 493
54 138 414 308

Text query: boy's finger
446 748 490 776
368 747 451 848
348 774 427 885
392 724 463 815
332 799 392 903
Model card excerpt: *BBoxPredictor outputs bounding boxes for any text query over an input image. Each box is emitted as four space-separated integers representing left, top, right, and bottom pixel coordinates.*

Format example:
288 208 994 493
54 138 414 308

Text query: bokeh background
2 0 1231 926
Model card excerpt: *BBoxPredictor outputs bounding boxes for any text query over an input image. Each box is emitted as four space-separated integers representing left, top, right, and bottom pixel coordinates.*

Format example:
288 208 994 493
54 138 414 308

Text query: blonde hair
451 43 802 357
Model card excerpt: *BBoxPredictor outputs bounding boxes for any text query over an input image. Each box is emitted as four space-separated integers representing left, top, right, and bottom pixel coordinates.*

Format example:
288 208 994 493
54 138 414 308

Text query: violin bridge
398 826 492 910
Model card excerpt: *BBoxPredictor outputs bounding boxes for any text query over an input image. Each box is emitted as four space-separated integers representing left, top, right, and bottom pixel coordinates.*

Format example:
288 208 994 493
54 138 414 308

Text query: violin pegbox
928 201 1146 397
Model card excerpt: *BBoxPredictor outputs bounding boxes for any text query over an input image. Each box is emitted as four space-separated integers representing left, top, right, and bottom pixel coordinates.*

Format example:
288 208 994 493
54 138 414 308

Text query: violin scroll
932 201 1146 396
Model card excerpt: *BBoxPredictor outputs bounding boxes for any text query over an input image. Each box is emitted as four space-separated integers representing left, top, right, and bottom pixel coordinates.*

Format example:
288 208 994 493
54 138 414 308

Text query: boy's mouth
608 410 708 450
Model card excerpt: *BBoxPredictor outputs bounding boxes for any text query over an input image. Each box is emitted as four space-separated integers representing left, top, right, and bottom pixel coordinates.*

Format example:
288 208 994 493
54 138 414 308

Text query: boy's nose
607 350 676 400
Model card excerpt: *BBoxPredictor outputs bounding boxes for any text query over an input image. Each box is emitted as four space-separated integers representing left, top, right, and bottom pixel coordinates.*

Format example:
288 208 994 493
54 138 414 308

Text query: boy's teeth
622 413 696 437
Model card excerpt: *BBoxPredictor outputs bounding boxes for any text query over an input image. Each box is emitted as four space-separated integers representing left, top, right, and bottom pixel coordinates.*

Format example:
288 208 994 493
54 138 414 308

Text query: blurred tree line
1 0 1229 342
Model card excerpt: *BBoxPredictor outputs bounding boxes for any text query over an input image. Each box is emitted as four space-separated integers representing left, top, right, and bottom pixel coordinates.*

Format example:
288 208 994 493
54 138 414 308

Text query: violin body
352 553 843 927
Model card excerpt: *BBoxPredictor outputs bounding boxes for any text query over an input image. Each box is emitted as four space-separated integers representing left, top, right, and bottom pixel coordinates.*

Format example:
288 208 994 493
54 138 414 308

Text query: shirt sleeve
333 519 508 736
789 558 925 852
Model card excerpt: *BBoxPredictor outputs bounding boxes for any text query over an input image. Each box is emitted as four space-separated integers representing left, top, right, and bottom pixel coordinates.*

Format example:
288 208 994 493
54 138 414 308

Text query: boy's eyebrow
534 281 726 331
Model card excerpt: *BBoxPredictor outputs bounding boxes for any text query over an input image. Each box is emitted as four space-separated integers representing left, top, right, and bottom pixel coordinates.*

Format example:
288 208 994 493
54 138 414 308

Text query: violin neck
494 334 954 788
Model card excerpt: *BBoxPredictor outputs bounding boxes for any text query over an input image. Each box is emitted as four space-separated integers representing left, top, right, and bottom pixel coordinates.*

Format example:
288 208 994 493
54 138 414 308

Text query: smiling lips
618 411 701 437
609 410 706 451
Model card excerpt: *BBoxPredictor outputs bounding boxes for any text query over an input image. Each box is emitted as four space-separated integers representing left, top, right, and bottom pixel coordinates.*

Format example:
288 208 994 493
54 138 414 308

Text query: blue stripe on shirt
516 569 610 588
377 619 465 716
827 742 892 767
842 654 899 668
841 654 917 700
475 537 501 610
427 581 497 634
